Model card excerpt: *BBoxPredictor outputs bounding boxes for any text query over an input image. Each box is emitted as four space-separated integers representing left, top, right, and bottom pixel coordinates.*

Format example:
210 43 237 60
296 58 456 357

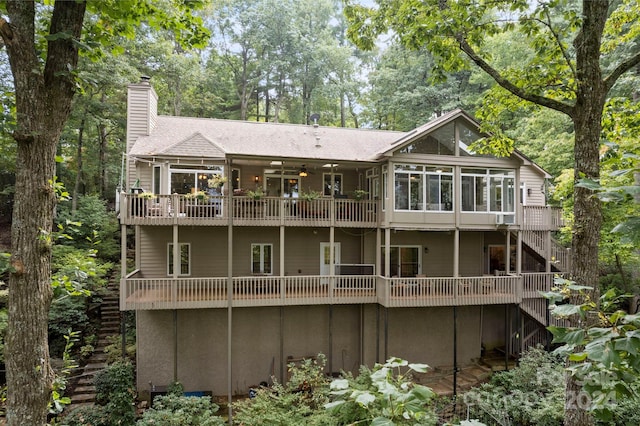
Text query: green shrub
233 354 334 425
55 194 120 261
137 395 225 426
48 298 89 357
93 360 136 424
463 347 564 426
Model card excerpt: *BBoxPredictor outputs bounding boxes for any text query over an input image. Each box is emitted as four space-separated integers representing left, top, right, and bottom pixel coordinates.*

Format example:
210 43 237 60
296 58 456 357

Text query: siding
520 165 546 206
139 226 366 278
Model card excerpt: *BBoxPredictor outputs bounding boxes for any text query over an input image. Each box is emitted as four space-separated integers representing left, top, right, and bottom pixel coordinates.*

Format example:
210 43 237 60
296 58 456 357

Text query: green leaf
355 391 376 406
408 363 429 373
550 303 582 317
371 417 395 426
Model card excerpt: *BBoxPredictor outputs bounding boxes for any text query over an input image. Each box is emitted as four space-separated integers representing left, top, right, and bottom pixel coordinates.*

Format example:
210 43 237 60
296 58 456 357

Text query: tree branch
603 51 640 94
457 38 575 117
0 16 14 45
540 8 576 78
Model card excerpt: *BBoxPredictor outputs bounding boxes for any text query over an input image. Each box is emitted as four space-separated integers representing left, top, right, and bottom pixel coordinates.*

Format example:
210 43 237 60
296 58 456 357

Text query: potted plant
352 189 369 201
208 175 227 188
247 187 264 200
131 192 156 217
185 191 208 202
299 190 321 202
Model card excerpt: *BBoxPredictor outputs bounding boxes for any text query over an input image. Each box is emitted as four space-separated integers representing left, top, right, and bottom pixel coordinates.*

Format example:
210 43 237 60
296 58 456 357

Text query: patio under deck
121 274 523 310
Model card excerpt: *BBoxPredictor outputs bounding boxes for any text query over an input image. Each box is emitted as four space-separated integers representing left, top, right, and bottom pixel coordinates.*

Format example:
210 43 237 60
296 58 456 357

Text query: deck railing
522 206 564 230
122 274 522 310
120 194 378 227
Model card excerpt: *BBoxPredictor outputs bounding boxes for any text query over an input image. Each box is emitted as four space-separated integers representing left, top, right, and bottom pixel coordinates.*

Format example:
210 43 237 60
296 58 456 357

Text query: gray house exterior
120 79 567 400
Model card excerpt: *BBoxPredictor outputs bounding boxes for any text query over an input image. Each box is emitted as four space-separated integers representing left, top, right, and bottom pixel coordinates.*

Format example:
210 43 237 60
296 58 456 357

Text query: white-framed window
251 243 272 275
323 173 343 196
168 243 190 276
382 245 422 277
153 165 161 195
393 164 453 212
461 168 515 213
169 164 224 195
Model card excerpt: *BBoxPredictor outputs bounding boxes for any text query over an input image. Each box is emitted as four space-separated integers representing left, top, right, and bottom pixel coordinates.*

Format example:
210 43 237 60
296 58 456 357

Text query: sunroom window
461 168 514 213
394 164 453 212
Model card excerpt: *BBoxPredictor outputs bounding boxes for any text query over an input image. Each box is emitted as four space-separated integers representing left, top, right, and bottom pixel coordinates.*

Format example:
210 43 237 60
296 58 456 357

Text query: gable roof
128 111 552 178
130 116 402 162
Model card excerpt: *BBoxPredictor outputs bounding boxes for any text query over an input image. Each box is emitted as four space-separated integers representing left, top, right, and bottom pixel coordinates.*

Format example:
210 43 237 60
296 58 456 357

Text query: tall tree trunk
1 1 86 424
98 120 109 199
563 2 608 425
72 115 86 213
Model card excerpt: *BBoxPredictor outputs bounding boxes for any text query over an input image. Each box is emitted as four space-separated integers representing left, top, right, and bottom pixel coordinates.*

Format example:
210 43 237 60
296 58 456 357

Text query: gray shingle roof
130 116 403 162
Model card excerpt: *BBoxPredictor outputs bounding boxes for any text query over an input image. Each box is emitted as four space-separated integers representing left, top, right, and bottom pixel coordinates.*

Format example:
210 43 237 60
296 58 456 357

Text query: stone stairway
67 282 121 411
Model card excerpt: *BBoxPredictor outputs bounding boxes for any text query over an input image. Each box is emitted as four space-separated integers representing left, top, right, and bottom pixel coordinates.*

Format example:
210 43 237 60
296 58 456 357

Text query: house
119 77 568 401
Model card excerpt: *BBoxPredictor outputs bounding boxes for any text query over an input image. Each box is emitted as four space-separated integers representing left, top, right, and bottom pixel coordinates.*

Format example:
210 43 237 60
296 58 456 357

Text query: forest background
0 0 638 423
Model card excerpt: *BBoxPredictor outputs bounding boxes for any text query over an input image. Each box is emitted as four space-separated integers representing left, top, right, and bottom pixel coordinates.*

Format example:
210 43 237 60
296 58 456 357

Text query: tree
344 2 640 423
0 2 207 424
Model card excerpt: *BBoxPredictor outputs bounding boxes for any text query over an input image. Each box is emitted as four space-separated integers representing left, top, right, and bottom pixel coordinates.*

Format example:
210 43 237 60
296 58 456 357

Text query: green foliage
233 354 334 425
544 278 640 421
463 347 564 426
137 395 225 426
326 357 437 425
0 308 7 364
49 331 80 415
48 297 89 357
92 360 137 424
55 195 120 261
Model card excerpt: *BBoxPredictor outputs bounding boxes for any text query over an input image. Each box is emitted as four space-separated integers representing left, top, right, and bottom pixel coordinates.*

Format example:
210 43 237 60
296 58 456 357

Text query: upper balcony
120 193 378 227
119 193 562 230
121 273 523 311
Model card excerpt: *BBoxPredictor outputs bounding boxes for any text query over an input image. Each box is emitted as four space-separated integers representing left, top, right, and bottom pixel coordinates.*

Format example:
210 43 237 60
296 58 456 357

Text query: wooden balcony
121 273 523 311
119 194 378 228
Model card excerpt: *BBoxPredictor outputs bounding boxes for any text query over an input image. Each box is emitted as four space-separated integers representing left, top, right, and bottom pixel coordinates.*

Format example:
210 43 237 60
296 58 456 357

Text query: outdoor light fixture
254 175 260 182
299 167 308 177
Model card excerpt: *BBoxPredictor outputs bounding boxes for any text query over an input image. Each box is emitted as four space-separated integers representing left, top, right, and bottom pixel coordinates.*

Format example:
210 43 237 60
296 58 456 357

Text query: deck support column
453 229 459 397
505 231 511 274
226 158 234 425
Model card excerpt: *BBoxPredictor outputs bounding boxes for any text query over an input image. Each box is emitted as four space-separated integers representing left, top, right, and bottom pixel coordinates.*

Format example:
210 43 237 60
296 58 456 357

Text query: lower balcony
121 273 523 310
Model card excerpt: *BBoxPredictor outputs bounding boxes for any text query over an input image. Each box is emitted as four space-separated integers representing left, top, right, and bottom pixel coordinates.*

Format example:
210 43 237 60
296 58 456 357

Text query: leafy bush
327 357 438 425
93 361 136 424
233 354 334 425
55 194 120 261
137 395 225 425
463 346 564 426
48 297 89 357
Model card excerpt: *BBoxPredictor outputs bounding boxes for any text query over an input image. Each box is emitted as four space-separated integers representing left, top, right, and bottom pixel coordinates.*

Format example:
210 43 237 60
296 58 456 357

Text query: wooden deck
121 274 523 310
120 194 562 230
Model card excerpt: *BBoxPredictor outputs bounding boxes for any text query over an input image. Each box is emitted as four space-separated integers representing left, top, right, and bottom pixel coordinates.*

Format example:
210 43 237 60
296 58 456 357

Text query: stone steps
63 276 122 416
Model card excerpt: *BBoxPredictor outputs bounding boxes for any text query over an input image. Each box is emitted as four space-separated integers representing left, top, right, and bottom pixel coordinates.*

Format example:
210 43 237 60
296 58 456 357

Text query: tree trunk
72 115 86 213
563 2 608 425
1 1 86 424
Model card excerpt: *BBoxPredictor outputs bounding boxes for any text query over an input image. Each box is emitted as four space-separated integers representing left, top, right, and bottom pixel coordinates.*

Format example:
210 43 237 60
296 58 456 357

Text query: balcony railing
119 194 378 227
121 273 522 310
522 206 564 231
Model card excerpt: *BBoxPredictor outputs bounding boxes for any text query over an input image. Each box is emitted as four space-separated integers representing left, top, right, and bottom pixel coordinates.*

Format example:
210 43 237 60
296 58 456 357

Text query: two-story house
119 78 568 400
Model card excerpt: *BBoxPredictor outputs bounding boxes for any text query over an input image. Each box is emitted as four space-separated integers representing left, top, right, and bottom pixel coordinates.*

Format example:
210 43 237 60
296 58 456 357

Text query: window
461 168 514 213
394 164 423 210
169 165 224 195
168 243 190 276
251 244 272 274
323 173 343 196
393 164 453 212
382 246 421 277
153 165 161 195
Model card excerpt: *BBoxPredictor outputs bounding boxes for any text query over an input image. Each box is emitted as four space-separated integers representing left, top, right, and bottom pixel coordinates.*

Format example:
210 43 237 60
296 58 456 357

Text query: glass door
320 242 341 276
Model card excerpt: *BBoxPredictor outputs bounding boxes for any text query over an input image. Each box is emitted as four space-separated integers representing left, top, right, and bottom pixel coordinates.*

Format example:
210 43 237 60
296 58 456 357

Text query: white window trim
461 168 515 214
251 243 273 275
167 243 191 276
323 173 343 196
